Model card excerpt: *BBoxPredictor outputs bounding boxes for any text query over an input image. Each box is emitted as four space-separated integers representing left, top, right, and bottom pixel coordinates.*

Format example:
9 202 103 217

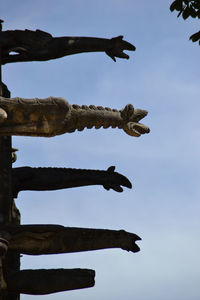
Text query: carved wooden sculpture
0 225 141 255
0 29 135 64
0 21 150 298
6 268 95 295
0 224 140 295
12 166 132 197
0 96 149 137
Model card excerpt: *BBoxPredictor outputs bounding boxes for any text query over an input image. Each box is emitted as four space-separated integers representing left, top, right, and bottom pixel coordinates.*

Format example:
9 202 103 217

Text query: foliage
170 0 200 44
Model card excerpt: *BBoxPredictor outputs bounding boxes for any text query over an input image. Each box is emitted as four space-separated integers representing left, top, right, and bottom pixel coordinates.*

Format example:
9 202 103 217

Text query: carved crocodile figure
0 96 150 137
0 224 141 255
12 166 132 198
0 29 135 64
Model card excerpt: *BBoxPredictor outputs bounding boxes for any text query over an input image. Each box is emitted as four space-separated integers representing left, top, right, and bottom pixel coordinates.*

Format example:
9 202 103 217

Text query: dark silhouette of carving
12 166 132 198
0 96 150 137
6 268 95 295
0 29 136 64
0 224 141 255
0 20 149 298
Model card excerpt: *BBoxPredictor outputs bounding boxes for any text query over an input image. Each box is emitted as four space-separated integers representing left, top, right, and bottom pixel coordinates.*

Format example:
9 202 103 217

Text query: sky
1 0 200 299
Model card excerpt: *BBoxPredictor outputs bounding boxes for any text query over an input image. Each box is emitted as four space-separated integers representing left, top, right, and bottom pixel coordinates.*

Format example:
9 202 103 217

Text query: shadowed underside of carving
0 224 141 255
6 268 95 295
12 166 132 198
0 29 136 64
0 96 150 137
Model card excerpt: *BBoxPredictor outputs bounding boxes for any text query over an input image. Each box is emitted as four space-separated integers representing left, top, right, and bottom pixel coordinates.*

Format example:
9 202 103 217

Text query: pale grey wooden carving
0 96 150 137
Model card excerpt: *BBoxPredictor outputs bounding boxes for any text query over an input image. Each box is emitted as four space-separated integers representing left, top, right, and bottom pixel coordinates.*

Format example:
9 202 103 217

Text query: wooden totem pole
0 20 150 299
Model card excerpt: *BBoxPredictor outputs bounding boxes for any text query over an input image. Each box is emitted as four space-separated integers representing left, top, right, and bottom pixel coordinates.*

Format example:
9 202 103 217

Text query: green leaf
189 6 197 18
189 30 200 42
182 6 192 19
170 0 183 12
197 10 200 18
193 2 200 10
177 9 184 17
170 1 178 11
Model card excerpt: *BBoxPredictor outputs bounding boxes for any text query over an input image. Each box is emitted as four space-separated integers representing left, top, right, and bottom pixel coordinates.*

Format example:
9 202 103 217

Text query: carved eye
67 39 75 45
8 47 27 55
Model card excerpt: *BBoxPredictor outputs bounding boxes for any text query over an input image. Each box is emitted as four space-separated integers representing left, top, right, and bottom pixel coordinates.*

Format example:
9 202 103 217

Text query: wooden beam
6 269 95 295
0 20 20 300
0 225 141 255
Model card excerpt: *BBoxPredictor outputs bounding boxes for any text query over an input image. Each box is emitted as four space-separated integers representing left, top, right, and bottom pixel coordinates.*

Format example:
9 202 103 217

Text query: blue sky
1 1 200 299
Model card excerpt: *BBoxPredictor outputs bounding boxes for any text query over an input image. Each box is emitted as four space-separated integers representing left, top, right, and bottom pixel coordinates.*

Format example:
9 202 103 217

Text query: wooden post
0 21 145 298
0 20 20 300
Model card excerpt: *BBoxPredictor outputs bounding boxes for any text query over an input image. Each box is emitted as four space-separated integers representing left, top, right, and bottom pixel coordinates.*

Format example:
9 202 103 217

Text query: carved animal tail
65 103 150 137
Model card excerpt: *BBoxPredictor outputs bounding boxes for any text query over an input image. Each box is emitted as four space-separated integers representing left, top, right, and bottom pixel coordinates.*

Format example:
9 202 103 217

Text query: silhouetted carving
0 239 8 257
11 148 18 163
0 96 149 137
0 29 135 64
12 166 132 198
0 20 147 298
0 225 141 255
6 268 95 295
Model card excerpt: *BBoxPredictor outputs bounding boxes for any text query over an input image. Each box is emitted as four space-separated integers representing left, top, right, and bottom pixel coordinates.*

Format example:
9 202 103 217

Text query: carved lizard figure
0 29 135 64
0 225 140 294
0 224 141 255
12 166 132 198
0 96 149 137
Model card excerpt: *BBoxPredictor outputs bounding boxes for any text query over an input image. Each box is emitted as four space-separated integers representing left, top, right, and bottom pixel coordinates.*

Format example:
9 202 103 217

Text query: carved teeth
124 122 150 137
0 97 149 138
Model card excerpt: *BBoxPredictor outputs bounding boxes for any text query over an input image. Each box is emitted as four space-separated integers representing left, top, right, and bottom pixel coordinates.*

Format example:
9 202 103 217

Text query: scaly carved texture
0 29 135 64
12 166 132 197
0 225 141 255
0 96 150 137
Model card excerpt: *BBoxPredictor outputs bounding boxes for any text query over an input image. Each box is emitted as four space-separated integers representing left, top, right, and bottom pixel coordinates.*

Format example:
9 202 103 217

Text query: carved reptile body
12 166 132 198
0 96 149 137
0 224 141 255
0 29 135 64
0 223 140 294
